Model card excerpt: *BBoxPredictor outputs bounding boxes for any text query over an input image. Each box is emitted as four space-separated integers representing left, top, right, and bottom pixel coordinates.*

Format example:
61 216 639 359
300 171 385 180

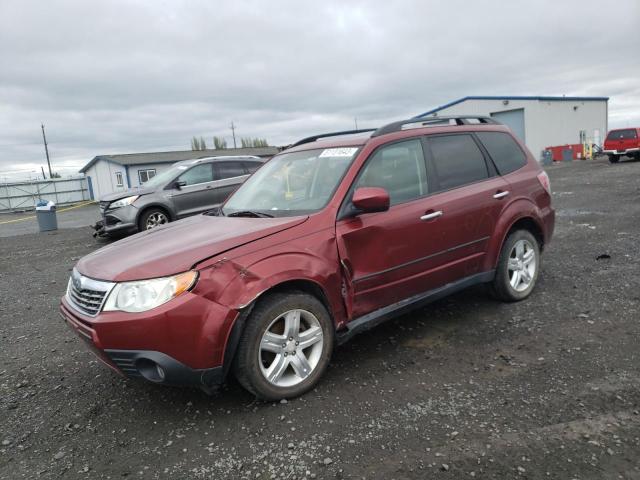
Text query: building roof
415 95 610 118
79 146 281 173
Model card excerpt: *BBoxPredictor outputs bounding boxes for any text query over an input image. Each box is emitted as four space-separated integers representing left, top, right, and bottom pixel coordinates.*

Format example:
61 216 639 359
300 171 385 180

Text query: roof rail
290 129 376 148
371 116 500 138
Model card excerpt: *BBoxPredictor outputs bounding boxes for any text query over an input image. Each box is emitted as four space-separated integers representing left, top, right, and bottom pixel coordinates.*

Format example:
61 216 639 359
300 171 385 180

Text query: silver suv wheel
507 239 537 292
259 309 324 388
145 212 168 229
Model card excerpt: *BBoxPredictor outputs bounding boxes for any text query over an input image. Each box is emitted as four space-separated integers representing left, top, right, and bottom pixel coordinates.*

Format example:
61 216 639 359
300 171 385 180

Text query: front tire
233 292 334 400
491 230 540 302
608 154 619 164
138 208 170 231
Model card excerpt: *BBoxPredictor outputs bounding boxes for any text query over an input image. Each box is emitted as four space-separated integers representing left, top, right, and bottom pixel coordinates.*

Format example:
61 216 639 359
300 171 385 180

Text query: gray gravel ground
1 157 640 479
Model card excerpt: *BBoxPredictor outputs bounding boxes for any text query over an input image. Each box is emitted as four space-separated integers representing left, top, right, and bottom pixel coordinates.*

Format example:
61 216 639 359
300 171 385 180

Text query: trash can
35 200 57 232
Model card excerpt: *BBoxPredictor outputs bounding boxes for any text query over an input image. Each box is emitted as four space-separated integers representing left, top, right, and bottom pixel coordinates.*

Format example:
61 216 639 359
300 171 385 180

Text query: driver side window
354 139 428 206
178 163 213 186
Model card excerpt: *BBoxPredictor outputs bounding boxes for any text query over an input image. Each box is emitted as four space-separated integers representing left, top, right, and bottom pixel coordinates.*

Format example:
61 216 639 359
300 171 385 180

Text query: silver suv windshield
223 147 359 217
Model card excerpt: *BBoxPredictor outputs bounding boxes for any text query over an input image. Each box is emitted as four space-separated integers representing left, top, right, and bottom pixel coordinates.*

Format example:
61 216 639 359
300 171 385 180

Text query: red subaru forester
60 116 554 400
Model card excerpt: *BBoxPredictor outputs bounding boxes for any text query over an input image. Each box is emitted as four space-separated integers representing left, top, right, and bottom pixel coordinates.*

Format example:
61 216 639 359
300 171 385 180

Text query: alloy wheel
507 239 537 292
258 309 324 388
145 212 168 229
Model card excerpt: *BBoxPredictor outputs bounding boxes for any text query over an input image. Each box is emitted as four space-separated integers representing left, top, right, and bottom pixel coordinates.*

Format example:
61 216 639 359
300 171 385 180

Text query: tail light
537 171 551 194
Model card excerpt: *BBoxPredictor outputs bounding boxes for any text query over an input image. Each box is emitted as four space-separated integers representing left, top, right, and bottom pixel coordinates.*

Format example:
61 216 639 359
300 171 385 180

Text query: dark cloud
1 0 638 179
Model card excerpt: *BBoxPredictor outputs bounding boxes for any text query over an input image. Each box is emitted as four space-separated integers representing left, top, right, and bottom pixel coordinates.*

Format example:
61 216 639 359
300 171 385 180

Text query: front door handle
420 210 443 221
493 190 510 199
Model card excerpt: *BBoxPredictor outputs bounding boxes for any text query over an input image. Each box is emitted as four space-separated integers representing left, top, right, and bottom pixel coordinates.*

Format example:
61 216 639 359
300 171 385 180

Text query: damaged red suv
60 116 554 400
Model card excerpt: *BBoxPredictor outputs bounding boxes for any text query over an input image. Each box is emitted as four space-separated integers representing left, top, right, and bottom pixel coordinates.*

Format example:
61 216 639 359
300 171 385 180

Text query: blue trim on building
124 165 131 188
414 95 610 118
86 176 94 200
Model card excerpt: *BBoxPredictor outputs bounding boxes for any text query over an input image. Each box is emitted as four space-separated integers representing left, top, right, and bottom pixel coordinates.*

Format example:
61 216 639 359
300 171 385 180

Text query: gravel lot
1 157 639 479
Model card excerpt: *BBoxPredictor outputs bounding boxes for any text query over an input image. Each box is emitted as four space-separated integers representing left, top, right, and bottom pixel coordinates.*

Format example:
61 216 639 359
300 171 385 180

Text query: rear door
212 161 250 203
418 133 510 281
170 163 217 217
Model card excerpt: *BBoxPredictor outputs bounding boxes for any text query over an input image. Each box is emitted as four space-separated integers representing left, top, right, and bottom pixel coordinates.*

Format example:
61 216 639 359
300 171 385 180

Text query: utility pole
230 121 237 149
41 123 52 178
354 117 358 130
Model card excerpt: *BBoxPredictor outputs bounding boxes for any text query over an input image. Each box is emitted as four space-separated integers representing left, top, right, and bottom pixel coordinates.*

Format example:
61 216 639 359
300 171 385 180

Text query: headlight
103 271 198 313
109 195 139 209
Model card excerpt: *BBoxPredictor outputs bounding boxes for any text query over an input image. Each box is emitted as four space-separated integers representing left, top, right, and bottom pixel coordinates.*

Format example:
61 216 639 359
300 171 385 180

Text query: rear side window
427 134 488 191
476 132 527 175
215 162 245 180
243 161 262 174
607 129 637 140
354 139 427 206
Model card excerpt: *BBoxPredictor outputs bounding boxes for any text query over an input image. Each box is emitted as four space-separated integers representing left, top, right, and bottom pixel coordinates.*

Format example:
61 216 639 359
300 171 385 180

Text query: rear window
607 129 637 140
476 132 527 175
427 134 489 191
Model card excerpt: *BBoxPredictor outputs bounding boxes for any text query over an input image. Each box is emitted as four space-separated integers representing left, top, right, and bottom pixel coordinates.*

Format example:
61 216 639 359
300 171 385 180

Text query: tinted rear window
215 162 245 180
607 129 637 140
427 134 489 191
476 132 527 175
243 161 263 174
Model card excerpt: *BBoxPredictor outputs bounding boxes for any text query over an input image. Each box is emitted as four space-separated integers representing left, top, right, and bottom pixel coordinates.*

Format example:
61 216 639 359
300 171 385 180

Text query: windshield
222 147 359 217
142 163 190 188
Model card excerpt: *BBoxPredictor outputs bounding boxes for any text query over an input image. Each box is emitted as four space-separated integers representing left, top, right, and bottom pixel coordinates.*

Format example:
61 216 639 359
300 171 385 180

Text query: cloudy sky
1 0 639 180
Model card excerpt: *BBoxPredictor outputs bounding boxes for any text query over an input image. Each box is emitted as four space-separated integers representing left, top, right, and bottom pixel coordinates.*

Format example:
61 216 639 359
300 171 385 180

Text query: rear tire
233 292 334 400
608 155 619 164
138 208 170 231
491 230 540 302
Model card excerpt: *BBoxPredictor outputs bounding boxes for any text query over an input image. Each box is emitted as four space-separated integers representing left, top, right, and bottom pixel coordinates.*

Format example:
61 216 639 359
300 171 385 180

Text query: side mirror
352 187 390 214
173 180 187 189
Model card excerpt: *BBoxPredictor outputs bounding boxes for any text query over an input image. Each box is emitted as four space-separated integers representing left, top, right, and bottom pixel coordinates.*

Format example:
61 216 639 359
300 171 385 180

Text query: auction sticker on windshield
319 147 358 158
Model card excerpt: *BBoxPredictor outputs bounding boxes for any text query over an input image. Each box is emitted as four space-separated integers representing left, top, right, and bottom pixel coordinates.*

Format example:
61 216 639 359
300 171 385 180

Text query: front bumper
59 291 238 389
98 204 138 235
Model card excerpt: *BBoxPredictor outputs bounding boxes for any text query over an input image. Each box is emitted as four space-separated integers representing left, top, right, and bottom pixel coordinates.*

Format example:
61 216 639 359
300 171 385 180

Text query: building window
138 169 156 184
115 171 124 187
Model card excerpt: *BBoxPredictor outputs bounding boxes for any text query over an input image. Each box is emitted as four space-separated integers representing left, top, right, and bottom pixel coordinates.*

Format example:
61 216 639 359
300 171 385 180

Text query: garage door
490 109 525 142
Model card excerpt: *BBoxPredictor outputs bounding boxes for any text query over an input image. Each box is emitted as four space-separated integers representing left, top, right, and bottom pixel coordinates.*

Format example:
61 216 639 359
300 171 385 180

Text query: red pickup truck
604 128 640 163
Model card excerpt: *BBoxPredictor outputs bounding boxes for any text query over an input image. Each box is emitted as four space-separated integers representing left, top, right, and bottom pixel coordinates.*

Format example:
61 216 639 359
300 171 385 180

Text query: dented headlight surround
103 271 198 313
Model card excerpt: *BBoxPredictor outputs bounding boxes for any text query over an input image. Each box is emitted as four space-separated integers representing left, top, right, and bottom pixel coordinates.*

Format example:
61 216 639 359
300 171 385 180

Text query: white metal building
79 147 280 200
414 96 609 159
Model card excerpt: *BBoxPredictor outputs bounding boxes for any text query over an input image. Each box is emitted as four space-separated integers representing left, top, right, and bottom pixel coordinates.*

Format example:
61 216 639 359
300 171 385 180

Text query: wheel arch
485 202 546 271
220 277 336 381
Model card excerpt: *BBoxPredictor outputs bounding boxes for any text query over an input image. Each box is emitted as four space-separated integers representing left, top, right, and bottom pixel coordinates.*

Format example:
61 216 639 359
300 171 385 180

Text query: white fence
0 177 89 212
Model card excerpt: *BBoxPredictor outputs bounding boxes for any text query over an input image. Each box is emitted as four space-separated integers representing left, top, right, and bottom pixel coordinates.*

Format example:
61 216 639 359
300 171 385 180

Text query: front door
171 163 217 217
336 139 443 318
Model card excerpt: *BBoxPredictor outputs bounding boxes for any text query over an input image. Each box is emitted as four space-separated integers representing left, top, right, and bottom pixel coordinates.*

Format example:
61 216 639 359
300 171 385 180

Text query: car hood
100 186 156 202
76 214 308 282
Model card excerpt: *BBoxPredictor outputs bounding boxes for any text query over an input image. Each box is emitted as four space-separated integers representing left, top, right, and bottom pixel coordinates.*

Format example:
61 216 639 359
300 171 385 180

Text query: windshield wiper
226 210 274 218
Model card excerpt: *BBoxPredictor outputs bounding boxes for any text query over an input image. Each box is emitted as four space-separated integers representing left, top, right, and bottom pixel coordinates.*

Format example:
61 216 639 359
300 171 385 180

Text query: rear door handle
493 191 510 199
420 210 443 221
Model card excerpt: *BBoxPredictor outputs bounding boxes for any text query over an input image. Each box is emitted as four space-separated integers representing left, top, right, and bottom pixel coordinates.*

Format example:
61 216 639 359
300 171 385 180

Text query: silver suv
95 156 264 236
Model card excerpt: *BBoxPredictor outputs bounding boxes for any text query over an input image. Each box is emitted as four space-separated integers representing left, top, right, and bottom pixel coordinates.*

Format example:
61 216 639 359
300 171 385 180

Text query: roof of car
284 117 511 154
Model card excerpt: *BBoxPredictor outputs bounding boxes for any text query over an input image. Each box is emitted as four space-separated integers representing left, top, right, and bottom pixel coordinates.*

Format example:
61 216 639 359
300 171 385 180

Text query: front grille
66 269 114 317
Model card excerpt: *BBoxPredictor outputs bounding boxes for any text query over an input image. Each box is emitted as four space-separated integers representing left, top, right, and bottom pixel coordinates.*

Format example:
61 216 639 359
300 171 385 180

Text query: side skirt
336 270 495 345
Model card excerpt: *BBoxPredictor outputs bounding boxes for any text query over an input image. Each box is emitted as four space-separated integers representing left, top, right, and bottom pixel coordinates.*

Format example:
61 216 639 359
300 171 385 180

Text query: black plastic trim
104 349 223 388
290 129 376 148
337 270 495 344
